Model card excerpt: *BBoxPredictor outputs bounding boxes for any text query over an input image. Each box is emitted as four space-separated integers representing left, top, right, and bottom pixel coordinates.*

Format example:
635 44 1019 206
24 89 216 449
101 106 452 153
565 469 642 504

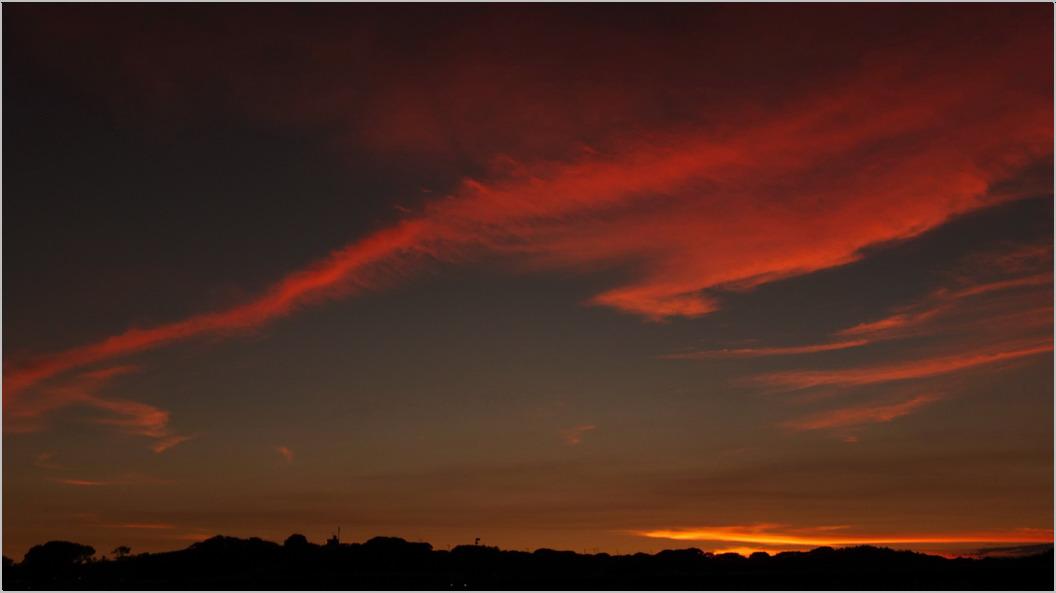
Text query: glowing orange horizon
710 546 785 556
638 526 1055 547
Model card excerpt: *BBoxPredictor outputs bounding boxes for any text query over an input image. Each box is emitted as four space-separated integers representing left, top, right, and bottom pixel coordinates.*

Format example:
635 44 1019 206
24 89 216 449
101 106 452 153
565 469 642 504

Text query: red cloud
663 340 869 360
4 221 428 397
34 451 63 470
943 273 1051 301
152 435 194 454
105 523 176 530
275 446 294 463
561 424 597 446
665 243 1052 437
54 478 110 487
3 8 1050 407
52 475 174 487
5 366 191 453
839 268 1052 341
754 343 1052 391
784 394 942 431
665 243 1050 364
838 309 946 340
958 242 1053 276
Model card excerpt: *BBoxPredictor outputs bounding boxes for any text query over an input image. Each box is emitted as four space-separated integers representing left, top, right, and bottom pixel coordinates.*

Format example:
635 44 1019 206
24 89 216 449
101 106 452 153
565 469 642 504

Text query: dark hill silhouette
3 534 1052 590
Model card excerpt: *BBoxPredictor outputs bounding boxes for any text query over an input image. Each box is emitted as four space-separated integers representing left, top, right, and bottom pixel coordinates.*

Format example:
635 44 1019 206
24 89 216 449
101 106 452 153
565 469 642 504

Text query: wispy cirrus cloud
53 478 111 487
957 242 1053 277
5 366 191 453
836 309 947 340
3 221 428 397
104 523 177 530
33 452 63 470
941 273 1051 302
7 52 1048 395
561 424 597 446
783 394 942 432
667 243 1051 362
152 435 194 454
275 446 295 463
2 15 1049 462
663 242 1050 438
838 268 1052 341
52 474 174 487
662 340 869 360
753 342 1051 391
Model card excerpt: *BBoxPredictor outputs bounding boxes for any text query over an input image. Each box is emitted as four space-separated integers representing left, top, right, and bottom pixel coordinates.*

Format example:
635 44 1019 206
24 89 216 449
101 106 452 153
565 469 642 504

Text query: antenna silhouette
326 526 341 547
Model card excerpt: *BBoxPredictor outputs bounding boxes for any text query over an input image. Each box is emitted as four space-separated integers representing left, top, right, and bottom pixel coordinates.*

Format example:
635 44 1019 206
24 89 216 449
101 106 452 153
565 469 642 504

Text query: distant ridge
3 534 1053 590
968 543 1054 558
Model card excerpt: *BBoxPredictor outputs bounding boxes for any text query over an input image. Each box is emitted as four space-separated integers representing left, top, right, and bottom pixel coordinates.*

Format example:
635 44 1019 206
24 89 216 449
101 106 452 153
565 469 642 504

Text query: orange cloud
54 478 110 487
33 451 63 470
173 533 213 543
52 475 173 487
275 445 294 463
784 394 941 431
711 547 784 557
105 523 177 530
561 424 597 446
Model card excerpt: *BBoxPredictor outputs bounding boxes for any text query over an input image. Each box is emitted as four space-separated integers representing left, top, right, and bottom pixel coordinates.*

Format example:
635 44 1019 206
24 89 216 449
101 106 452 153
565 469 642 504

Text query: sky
2 4 1053 560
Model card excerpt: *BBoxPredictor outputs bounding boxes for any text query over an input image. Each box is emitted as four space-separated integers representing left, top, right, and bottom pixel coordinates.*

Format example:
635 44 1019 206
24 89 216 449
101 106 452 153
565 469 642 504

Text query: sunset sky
3 4 1053 560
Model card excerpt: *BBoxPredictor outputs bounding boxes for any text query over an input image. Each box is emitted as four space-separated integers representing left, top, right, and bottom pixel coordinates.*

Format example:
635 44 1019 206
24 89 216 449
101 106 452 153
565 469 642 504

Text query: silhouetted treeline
3 534 1053 590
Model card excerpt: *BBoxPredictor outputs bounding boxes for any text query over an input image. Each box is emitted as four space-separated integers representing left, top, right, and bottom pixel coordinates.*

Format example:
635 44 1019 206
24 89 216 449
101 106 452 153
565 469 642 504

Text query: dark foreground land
3 535 1053 590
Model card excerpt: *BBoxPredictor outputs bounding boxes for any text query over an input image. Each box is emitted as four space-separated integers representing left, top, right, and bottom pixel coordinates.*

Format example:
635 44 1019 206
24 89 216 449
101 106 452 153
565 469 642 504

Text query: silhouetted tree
112 545 132 559
22 541 95 575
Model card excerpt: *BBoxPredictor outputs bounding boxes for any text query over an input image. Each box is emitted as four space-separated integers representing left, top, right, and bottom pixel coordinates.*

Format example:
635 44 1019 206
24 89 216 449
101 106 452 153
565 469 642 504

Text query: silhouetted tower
326 527 341 547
